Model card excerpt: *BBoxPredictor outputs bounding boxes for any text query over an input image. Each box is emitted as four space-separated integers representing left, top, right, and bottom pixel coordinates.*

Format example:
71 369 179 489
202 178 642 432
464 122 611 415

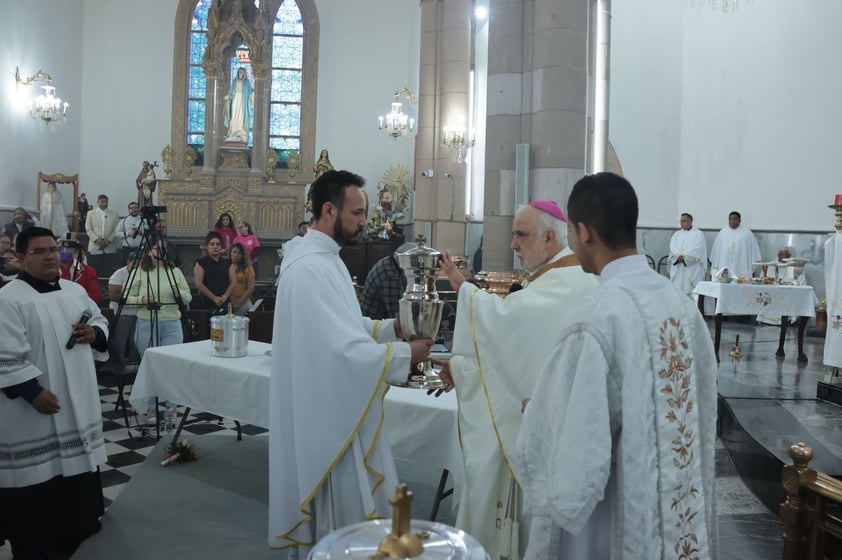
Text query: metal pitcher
395 235 444 389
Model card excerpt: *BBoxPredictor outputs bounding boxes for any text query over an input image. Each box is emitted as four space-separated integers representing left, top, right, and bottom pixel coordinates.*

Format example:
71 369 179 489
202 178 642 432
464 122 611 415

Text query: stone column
414 0 472 252
483 0 589 271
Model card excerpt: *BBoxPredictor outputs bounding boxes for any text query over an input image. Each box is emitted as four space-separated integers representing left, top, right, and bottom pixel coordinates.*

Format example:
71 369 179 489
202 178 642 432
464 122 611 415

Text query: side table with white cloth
693 281 817 362
130 341 464 519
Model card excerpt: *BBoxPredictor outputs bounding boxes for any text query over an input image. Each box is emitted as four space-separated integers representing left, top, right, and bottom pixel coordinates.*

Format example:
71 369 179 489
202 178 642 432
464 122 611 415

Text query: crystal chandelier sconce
32 85 69 124
378 87 417 140
442 126 476 164
14 66 69 126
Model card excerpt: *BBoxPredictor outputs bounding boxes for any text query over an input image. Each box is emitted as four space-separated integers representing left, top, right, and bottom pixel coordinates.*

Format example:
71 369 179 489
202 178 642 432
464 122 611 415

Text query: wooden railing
781 442 842 559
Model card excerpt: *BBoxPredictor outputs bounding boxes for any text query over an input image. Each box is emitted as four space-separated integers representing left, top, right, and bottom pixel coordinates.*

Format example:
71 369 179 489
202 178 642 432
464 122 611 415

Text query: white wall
313 0 420 202
79 0 177 214
612 0 842 232
0 0 84 213
610 0 683 228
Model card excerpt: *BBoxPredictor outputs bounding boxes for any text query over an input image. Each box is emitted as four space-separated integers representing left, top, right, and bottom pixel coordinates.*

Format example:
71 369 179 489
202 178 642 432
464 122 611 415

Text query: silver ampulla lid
396 235 441 273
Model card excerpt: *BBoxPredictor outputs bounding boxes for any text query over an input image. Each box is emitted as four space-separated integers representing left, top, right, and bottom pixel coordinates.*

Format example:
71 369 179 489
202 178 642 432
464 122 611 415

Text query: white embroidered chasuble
669 227 708 294
516 255 718 560
449 247 598 558
0 279 109 487
824 234 842 368
709 225 761 279
268 230 412 551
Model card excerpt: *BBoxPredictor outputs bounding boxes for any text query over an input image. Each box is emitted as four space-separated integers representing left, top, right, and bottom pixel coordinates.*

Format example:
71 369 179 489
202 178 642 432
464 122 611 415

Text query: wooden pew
780 442 842 559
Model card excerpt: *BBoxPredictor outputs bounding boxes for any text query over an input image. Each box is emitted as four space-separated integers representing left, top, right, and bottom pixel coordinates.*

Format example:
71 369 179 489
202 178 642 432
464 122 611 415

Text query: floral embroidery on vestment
658 317 702 560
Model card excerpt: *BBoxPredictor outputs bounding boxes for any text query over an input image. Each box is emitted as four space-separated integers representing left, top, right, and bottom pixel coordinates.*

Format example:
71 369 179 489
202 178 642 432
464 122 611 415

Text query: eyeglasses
26 246 60 256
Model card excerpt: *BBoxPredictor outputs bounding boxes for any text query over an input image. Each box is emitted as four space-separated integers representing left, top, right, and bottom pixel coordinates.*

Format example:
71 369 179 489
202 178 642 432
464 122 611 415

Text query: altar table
131 340 464 511
692 281 817 362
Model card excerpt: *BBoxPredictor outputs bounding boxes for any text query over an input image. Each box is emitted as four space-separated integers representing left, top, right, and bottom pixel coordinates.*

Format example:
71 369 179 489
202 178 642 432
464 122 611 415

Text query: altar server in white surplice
669 212 708 294
710 210 761 279
268 170 433 555
434 200 597 559
825 233 842 368
517 173 718 560
0 227 109 559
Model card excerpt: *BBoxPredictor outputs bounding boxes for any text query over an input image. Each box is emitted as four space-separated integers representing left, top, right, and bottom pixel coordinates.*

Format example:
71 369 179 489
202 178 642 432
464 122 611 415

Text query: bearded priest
268 170 433 556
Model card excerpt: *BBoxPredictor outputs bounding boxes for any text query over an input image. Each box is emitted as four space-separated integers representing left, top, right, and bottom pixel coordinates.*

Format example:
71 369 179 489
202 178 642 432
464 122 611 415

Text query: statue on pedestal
224 67 254 144
313 149 333 180
136 160 158 206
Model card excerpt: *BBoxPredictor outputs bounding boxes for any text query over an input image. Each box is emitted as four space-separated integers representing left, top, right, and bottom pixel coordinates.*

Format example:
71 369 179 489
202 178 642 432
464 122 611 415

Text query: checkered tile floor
96 375 268 508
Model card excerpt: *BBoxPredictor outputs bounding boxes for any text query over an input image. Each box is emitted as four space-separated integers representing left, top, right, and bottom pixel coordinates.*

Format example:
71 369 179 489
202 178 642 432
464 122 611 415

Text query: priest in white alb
517 173 718 559
268 170 432 555
0 227 109 558
825 231 842 369
669 212 707 294
435 200 598 559
710 210 761 279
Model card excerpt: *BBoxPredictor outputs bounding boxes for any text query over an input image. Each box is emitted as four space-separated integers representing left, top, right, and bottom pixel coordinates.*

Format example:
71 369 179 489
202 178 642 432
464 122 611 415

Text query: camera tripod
113 205 187 439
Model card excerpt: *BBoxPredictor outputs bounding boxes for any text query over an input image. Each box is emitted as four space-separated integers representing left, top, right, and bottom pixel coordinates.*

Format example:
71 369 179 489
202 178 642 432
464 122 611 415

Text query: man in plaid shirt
359 244 412 319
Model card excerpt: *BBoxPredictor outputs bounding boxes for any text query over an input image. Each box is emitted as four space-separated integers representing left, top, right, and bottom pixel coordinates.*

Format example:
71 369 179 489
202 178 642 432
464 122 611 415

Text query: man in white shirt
710 210 761 279
669 212 708 295
517 173 718 559
115 202 144 265
268 170 433 556
107 252 137 316
85 194 119 275
435 201 598 558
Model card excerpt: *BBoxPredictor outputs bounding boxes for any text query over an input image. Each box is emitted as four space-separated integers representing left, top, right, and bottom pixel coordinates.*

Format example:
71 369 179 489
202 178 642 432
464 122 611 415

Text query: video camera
63 232 82 249
141 205 167 224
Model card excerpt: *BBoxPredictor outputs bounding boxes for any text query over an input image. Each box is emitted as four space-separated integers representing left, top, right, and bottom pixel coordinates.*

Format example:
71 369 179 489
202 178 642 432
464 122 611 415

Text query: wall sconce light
378 86 417 141
442 126 476 164
14 66 69 125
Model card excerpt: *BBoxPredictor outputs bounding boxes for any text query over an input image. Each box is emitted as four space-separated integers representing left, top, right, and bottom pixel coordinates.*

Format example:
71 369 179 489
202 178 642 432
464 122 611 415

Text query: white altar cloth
131 341 464 502
693 281 817 317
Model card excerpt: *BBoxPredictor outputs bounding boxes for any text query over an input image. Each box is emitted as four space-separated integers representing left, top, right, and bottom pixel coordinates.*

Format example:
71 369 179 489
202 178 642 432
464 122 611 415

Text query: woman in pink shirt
213 212 237 256
232 220 261 277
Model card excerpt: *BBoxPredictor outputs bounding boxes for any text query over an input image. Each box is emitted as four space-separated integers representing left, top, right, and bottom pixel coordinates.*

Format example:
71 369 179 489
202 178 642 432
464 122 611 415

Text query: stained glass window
187 0 210 148
270 0 304 164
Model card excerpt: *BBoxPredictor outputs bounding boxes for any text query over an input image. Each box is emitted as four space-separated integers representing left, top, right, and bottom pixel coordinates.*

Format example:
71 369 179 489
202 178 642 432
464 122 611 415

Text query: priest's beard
333 215 364 247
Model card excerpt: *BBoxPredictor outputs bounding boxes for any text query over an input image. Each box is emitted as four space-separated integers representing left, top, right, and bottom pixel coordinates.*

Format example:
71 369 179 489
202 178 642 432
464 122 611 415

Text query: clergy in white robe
517 173 717 560
825 233 842 368
436 200 598 558
709 211 761 279
0 227 109 558
669 213 707 294
268 171 433 554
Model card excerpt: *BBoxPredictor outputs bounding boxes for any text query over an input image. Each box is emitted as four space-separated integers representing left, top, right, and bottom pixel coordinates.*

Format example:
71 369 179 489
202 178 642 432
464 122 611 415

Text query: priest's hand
427 358 454 397
71 321 97 345
409 338 433 364
393 313 404 340
439 251 465 292
32 389 60 414
521 398 530 413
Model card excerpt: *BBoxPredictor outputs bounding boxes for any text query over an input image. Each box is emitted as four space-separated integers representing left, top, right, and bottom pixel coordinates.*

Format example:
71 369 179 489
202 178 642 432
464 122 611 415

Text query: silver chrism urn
395 235 445 389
